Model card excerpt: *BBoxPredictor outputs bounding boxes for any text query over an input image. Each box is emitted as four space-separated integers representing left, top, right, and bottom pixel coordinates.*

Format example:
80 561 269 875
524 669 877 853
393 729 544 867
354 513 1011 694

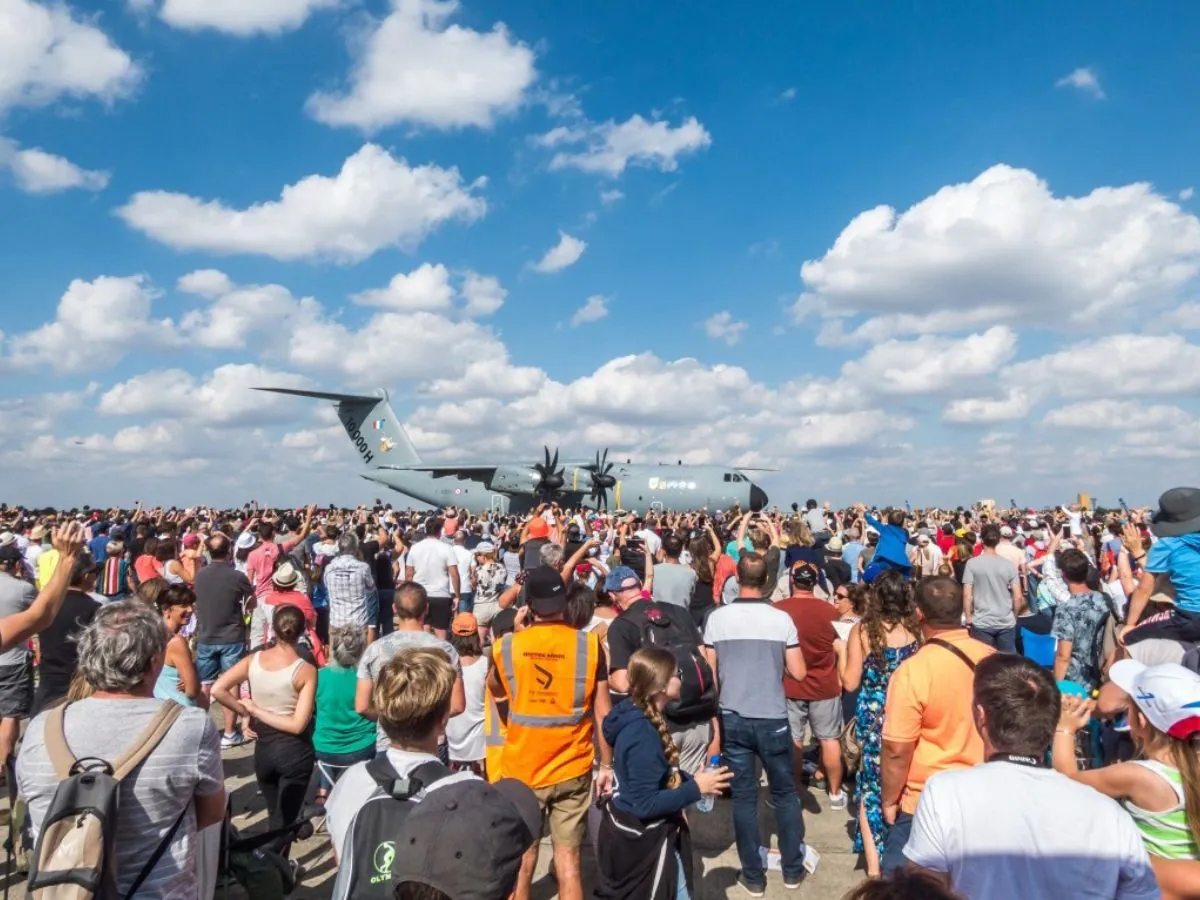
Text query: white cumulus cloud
116 144 486 263
0 138 109 193
460 272 506 317
150 0 339 35
531 231 586 273
536 114 712 177
0 0 141 111
704 311 747 346
352 263 454 311
841 326 1018 395
942 390 1033 424
793 165 1200 341
570 295 608 327
99 364 311 425
1007 333 1200 398
176 269 234 299
307 0 535 131
786 410 914 451
1056 67 1105 100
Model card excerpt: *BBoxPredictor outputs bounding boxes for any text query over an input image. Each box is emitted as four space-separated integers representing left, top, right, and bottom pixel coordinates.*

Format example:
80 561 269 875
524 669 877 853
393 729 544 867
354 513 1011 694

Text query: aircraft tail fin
255 386 420 467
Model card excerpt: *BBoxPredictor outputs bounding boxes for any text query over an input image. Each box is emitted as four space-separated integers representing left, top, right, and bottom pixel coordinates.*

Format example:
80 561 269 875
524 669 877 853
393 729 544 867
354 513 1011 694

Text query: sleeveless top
1123 759 1200 860
250 653 304 717
153 663 195 706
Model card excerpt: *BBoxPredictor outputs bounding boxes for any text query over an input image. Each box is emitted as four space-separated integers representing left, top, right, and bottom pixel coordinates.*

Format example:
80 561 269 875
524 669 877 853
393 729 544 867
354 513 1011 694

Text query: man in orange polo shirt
879 575 994 875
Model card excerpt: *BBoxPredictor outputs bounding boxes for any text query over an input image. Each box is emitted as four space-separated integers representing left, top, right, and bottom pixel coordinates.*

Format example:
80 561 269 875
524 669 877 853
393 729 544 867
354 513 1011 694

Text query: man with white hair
18 601 226 899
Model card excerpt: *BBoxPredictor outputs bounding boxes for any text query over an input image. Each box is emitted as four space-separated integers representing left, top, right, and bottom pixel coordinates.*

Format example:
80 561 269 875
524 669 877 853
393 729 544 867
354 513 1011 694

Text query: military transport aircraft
258 387 769 515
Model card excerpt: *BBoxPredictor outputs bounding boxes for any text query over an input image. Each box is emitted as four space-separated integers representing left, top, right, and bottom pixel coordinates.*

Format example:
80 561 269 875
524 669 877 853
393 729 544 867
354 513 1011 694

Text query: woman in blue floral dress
841 570 921 877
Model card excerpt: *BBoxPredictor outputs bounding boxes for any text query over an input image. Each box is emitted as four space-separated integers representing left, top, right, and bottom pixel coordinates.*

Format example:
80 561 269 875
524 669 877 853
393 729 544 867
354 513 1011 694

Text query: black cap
490 607 517 638
790 560 819 590
525 565 567 615
392 778 540 900
0 545 21 565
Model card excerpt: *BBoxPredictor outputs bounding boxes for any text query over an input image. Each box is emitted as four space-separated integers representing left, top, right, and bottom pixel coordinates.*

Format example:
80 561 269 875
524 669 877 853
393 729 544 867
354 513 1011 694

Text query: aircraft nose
749 484 768 511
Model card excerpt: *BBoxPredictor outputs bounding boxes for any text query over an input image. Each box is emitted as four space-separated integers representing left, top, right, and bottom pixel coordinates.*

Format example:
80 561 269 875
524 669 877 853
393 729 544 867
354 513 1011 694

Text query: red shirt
774 593 840 702
134 555 163 584
935 533 955 555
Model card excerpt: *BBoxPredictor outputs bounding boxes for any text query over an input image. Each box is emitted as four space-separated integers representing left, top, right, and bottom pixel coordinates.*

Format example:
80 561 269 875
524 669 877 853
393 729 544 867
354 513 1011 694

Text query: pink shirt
245 537 300 599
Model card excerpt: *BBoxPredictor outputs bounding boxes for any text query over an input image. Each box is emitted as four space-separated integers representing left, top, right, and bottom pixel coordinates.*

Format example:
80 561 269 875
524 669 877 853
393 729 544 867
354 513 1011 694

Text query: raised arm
0 523 85 653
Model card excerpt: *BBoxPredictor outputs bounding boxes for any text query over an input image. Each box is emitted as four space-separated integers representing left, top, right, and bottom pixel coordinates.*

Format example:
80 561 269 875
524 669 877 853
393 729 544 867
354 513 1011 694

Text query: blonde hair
374 648 456 745
1137 719 1200 851
627 648 682 788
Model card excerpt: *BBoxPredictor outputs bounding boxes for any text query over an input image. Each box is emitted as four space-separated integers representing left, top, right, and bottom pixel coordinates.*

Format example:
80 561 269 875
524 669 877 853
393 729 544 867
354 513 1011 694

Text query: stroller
217 803 325 900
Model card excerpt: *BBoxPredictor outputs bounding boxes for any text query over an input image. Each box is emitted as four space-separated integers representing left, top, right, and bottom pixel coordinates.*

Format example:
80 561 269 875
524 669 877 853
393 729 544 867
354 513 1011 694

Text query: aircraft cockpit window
723 473 732 482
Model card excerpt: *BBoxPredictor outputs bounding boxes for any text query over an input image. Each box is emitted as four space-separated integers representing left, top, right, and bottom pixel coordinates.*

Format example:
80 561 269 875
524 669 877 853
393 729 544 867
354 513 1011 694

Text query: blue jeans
195 641 246 684
674 850 689 900
458 591 475 614
970 625 1017 653
880 812 913 875
722 711 806 887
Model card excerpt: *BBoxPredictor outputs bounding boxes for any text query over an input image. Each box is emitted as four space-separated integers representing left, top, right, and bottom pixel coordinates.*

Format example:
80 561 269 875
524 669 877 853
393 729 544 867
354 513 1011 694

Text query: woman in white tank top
213 604 317 859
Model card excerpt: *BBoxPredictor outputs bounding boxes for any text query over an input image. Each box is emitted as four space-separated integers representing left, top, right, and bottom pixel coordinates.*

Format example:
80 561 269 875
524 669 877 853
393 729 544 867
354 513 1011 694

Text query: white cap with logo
1109 659 1200 740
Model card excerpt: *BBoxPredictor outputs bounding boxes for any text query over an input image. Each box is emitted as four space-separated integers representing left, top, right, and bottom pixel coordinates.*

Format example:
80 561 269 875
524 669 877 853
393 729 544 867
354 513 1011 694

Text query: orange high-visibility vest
492 623 600 789
484 691 506 783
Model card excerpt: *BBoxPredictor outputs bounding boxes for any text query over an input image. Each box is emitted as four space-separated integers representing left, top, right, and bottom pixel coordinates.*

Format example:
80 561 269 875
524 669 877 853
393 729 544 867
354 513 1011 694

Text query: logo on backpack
371 842 396 884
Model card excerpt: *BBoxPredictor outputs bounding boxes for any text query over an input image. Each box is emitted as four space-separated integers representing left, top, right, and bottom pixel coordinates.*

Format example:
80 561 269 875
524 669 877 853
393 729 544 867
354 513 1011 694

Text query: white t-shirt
406 538 458 597
445 656 488 763
904 761 1159 900
452 545 474 589
636 528 662 558
326 747 478 860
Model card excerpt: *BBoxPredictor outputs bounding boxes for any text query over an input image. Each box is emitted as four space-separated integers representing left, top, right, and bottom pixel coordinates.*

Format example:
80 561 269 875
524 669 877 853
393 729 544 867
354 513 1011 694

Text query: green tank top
1124 759 1200 860
313 664 376 754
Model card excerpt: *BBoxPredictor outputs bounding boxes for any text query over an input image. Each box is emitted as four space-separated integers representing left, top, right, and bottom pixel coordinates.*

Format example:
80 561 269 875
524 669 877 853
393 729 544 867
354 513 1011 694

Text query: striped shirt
1124 760 1200 860
17 698 224 900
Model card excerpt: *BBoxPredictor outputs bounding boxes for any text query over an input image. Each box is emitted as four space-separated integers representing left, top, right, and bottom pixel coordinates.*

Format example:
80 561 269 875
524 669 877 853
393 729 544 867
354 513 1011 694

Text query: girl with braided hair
841 570 922 879
596 647 732 900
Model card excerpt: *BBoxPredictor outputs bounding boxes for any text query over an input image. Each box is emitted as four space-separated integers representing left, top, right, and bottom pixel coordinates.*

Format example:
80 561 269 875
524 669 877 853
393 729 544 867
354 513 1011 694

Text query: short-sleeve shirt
1146 535 1200 614
0 573 34 666
18 698 223 900
962 552 1019 630
703 598 798 720
406 538 458 597
774 593 840 702
882 629 995 815
651 563 698 608
1051 590 1112 690
357 631 461 748
193 562 253 646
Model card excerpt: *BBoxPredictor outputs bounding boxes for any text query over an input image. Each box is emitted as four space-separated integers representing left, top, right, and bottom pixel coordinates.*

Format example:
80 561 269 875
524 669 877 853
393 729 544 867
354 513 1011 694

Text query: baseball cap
603 565 642 593
527 519 550 539
490 608 517 638
1109 660 1200 740
999 525 1014 538
0 545 21 565
789 560 819 590
525 566 567 615
474 541 495 555
0 532 14 547
181 533 200 549
451 612 478 636
391 778 540 900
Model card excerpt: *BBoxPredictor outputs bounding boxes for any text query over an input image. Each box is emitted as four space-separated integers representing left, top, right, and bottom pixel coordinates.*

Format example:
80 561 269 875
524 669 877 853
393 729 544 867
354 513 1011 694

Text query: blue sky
3 0 1200 509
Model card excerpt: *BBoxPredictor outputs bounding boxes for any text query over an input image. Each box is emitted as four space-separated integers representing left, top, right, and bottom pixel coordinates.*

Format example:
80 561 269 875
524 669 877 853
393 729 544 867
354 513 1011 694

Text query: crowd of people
2 488 1200 899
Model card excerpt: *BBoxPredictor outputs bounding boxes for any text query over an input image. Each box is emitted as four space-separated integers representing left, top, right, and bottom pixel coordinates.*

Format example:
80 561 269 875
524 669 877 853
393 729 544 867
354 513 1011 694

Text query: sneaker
828 790 848 811
736 875 766 897
220 731 247 750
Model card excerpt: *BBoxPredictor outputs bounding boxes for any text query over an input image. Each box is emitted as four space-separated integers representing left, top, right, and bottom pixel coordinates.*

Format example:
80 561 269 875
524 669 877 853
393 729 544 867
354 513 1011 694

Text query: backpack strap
111 701 184 781
926 638 978 672
43 704 78 781
365 756 452 801
123 807 187 900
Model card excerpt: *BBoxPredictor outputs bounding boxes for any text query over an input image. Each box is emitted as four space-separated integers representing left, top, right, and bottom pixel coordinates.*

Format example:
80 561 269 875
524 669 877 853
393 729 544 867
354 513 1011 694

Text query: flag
372 419 385 430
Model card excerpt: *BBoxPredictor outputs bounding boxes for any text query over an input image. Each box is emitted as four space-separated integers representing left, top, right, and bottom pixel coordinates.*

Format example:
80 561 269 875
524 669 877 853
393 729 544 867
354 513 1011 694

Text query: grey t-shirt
357 629 461 748
963 552 1019 630
17 697 224 900
0 573 34 666
652 563 698 608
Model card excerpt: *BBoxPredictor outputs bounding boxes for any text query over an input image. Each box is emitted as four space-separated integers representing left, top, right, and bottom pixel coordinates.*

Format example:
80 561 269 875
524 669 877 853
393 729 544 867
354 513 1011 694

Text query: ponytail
627 647 684 789
1170 736 1200 852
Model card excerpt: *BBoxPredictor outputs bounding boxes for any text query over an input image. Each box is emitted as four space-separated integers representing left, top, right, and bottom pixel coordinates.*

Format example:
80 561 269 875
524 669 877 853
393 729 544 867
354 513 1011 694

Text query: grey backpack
27 701 184 900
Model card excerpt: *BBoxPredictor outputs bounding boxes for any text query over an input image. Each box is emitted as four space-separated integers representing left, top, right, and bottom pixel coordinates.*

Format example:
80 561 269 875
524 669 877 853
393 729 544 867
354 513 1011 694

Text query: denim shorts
196 641 247 684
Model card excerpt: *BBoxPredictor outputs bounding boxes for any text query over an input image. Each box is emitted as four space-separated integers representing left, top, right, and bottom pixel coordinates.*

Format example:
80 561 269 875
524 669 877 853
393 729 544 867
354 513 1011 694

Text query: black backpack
28 701 185 900
635 603 718 723
331 757 452 900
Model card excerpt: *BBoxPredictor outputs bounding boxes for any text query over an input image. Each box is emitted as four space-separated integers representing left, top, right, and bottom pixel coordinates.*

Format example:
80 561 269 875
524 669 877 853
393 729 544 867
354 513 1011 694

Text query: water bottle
695 754 722 812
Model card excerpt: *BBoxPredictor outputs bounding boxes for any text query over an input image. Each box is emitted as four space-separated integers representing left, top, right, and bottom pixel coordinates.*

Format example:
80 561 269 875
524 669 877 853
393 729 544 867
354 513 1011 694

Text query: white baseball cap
1000 525 1014 538
1109 659 1200 740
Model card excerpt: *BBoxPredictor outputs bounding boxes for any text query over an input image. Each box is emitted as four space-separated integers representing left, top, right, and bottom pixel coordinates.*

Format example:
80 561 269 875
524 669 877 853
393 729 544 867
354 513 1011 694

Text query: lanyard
988 752 1042 768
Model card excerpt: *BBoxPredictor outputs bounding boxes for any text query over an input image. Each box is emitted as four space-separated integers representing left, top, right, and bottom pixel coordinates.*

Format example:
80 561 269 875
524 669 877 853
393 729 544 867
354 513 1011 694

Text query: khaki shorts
532 772 592 848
